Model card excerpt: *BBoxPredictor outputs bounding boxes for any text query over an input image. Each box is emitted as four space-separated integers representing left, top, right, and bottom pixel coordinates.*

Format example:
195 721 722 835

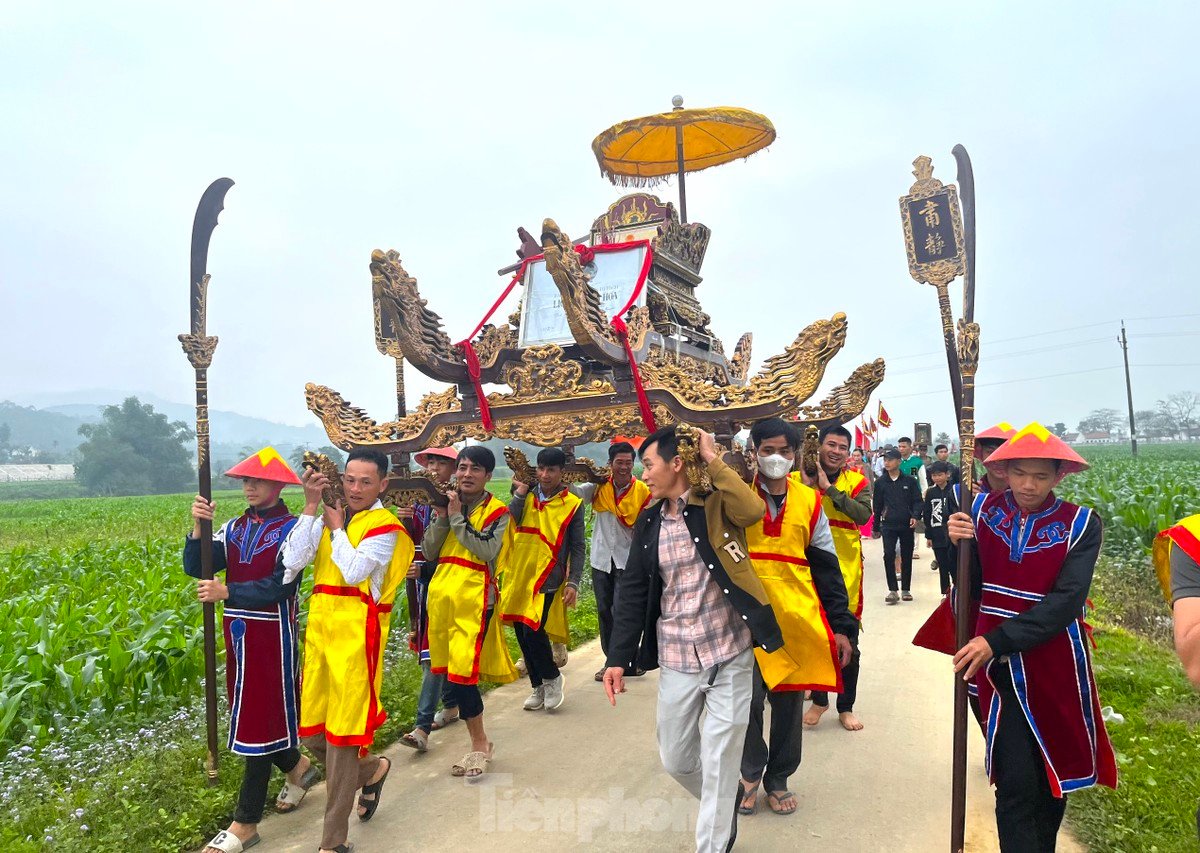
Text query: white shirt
281 500 397 601
572 481 637 573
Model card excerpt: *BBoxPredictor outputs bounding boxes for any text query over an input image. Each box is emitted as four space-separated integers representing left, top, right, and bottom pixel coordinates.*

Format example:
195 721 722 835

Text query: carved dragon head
370 249 457 362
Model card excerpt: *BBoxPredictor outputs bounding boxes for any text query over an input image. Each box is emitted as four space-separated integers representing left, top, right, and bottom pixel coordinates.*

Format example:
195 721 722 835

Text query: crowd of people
184 418 1120 853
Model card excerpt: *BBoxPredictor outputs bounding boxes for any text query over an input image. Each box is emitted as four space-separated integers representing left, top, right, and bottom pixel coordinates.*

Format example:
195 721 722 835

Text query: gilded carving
300 451 344 506
370 249 460 365
179 333 219 370
796 359 888 423
654 218 711 271
799 425 820 477
957 320 980 377
730 333 753 384
488 344 615 405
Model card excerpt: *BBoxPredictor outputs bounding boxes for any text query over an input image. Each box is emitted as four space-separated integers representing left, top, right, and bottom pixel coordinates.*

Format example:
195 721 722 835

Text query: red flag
878 402 892 428
869 416 878 436
855 425 865 450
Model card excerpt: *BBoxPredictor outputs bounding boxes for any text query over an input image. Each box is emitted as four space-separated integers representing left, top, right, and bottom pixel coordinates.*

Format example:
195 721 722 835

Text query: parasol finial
671 94 684 109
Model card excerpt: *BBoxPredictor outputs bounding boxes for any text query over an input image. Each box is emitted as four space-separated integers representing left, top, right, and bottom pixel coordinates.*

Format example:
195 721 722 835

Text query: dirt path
250 537 1083 852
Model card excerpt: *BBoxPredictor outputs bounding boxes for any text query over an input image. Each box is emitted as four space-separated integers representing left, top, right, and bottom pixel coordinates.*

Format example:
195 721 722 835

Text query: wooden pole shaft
194 366 220 786
936 282 964 420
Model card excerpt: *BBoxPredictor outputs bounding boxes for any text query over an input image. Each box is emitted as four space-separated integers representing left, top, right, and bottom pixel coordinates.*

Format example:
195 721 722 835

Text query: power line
883 315 1200 363
884 366 1121 400
884 336 1112 377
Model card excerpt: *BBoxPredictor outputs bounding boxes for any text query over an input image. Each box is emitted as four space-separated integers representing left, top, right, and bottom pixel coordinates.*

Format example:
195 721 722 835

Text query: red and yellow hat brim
983 422 1089 474
976 422 1017 442
224 447 303 485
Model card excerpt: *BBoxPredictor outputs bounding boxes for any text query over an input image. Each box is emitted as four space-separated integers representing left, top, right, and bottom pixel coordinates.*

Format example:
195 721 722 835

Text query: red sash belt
827 519 858 530
311 583 393 754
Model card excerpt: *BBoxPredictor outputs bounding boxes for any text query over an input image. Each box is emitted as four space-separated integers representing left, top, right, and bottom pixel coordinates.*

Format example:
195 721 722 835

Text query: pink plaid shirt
656 493 751 673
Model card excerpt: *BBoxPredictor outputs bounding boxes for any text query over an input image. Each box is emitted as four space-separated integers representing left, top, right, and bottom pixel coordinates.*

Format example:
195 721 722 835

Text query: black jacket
606 499 786 673
923 483 961 547
872 472 923 529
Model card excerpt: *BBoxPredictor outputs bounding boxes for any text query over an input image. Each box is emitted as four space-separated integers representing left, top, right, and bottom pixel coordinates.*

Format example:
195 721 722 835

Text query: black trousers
992 665 1067 852
593 565 619 658
740 664 803 793
932 544 956 594
514 594 560 688
444 607 494 719
233 747 302 824
881 526 914 592
809 647 861 713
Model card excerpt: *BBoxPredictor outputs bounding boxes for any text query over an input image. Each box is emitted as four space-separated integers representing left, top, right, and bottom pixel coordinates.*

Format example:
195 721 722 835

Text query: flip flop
276 763 322 813
357 757 391 822
737 783 760 816
766 790 798 816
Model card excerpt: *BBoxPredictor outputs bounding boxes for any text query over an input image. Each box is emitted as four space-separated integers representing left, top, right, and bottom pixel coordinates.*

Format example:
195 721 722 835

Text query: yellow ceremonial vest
822 468 868 622
498 487 582 631
299 506 413 748
592 478 651 528
427 493 519 685
1154 514 1200 603
747 477 842 693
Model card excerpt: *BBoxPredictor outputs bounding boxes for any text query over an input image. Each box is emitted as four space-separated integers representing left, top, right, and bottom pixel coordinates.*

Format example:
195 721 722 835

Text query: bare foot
839 711 864 731
803 702 828 727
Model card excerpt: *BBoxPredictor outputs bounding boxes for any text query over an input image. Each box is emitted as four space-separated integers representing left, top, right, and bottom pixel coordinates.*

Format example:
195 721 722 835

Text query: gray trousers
657 647 754 853
302 734 382 849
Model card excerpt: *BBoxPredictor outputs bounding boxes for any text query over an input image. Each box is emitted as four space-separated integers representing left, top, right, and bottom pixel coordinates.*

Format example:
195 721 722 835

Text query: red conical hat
983 422 1089 474
225 447 303 485
976 422 1017 443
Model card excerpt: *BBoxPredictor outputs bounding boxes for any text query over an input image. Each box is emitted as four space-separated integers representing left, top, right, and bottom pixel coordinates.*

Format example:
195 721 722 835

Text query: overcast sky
2 2 1197 444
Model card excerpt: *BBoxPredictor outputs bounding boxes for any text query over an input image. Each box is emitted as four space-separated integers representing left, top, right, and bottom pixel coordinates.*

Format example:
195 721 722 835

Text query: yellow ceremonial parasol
592 96 776 223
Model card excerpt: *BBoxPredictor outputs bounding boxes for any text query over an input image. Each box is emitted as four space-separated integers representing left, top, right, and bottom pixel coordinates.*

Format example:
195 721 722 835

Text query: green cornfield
1057 444 1200 552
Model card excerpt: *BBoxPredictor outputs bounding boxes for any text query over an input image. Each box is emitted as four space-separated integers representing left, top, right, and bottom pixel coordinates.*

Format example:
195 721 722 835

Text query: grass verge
1067 625 1200 852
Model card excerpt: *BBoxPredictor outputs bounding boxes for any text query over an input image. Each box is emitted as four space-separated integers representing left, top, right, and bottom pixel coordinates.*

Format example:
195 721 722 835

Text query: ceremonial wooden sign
900 155 967 288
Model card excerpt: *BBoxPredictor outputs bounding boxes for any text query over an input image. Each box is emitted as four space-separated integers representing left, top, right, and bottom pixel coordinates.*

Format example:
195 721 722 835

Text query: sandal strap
205 830 245 853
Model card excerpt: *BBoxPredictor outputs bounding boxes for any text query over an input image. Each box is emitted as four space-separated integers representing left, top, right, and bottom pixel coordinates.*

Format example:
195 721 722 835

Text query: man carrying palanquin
737 419 856 818
501 447 586 713
803 425 873 733
281 448 413 853
422 445 519 781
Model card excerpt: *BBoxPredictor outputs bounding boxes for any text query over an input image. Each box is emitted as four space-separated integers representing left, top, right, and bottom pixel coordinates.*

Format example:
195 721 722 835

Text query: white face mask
757 453 793 480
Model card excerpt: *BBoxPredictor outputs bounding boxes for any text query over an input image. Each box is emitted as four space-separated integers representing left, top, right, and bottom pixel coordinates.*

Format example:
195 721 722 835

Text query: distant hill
0 402 87 454
1 394 329 461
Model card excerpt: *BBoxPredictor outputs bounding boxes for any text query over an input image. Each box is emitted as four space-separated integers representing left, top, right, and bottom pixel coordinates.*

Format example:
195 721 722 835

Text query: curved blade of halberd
189 177 235 334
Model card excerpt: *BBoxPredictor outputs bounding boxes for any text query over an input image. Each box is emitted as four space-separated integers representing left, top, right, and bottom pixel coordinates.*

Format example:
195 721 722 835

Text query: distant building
1081 431 1115 444
1063 432 1081 443
0 464 75 482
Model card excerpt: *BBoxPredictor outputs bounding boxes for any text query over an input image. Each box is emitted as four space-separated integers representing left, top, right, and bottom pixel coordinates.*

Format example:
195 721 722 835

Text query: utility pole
1119 320 1138 456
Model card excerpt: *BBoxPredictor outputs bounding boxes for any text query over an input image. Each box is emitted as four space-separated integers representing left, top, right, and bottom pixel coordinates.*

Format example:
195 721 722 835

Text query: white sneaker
523 685 545 711
543 674 565 712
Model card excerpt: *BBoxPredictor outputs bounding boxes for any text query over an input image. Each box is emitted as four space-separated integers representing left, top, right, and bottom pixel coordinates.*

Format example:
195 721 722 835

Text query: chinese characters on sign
906 191 960 265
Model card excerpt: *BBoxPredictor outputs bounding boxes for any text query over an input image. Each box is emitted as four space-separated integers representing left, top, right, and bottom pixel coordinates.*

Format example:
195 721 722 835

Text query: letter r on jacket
722 541 747 562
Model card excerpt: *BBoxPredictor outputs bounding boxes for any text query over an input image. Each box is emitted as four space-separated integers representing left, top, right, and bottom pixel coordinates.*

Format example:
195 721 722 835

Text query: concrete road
252 536 1083 852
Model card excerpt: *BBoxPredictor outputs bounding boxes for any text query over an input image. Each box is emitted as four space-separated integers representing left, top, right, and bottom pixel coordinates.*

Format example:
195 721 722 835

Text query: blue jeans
415 661 456 734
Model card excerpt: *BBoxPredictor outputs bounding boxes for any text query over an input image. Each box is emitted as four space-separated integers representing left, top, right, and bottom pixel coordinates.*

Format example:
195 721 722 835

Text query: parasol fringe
598 146 771 190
